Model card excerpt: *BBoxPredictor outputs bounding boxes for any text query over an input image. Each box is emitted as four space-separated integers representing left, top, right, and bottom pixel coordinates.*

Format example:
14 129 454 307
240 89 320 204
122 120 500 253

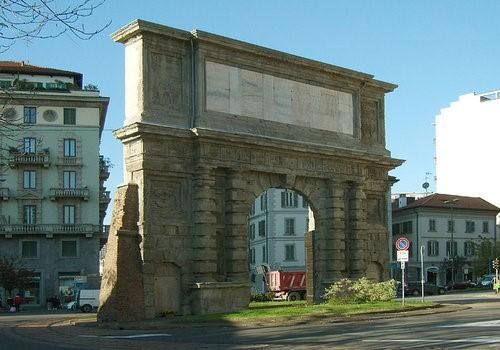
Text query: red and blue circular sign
395 237 410 251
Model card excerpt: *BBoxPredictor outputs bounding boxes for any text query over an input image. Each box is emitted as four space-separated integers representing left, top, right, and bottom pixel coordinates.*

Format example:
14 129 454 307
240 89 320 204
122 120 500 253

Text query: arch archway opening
247 187 316 303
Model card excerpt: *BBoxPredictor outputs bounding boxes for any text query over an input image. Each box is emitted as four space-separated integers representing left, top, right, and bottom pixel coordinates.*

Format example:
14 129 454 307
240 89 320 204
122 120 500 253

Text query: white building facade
435 90 500 219
0 61 110 307
248 188 311 292
392 193 498 286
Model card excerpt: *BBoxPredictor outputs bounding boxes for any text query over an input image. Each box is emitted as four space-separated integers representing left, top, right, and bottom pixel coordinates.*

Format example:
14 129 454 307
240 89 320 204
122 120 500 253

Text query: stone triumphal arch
98 20 403 321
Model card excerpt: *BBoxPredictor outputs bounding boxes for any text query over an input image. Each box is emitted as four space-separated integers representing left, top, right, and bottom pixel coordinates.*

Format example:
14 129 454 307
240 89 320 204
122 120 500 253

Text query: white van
77 289 100 313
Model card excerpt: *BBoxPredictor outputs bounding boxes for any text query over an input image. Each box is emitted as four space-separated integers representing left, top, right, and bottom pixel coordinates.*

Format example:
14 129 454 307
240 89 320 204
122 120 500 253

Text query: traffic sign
401 261 406 269
397 250 409 262
395 237 410 251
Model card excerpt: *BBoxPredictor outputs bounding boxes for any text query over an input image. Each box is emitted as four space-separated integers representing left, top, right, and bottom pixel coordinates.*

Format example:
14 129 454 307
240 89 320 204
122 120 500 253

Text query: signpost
396 237 410 306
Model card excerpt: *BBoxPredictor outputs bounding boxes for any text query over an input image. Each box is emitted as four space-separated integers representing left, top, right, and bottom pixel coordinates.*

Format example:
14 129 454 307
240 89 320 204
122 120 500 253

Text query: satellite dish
422 182 430 191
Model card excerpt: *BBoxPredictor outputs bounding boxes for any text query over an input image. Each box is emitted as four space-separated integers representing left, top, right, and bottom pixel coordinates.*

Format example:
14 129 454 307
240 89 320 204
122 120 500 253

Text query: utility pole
420 245 425 302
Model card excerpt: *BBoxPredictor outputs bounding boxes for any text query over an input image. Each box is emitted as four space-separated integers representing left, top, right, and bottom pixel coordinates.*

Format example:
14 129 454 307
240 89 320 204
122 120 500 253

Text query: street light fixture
443 198 459 286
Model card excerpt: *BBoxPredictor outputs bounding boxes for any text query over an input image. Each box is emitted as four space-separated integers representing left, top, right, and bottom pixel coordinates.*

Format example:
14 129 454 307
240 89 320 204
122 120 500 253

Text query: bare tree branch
0 0 111 52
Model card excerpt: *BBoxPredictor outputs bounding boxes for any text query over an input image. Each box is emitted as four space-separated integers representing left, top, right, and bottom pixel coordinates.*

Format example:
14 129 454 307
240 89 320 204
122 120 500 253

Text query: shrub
250 292 273 302
323 278 396 304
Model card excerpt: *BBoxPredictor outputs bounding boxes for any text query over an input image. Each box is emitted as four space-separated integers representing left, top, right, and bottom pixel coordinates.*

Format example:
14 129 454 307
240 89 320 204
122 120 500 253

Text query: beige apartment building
0 61 110 307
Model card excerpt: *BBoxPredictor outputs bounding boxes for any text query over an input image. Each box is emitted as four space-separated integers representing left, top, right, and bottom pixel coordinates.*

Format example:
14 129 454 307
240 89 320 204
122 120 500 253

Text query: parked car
397 282 446 296
445 281 477 290
77 289 100 313
480 274 496 287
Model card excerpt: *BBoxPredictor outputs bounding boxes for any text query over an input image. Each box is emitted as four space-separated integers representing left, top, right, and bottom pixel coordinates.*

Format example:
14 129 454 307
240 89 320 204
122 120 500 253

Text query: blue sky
4 1 500 222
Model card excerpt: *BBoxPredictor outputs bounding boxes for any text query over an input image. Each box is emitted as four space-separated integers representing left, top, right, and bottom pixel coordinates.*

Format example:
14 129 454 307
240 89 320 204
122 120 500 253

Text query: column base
190 282 250 315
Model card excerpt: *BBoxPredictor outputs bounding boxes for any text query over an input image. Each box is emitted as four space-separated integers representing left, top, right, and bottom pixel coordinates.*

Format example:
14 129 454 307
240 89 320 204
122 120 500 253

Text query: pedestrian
14 294 22 312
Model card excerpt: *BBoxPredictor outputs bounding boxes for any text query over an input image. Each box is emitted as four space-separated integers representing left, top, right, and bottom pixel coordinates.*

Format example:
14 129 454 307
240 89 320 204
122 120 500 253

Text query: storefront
58 272 80 303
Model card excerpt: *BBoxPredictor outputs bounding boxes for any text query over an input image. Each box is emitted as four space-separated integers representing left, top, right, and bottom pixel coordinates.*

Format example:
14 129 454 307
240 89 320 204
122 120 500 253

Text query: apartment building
248 188 311 292
0 61 110 306
435 90 500 220
392 193 499 285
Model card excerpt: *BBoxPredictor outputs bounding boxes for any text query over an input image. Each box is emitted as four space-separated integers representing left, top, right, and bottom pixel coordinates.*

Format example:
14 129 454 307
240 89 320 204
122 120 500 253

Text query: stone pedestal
190 282 250 314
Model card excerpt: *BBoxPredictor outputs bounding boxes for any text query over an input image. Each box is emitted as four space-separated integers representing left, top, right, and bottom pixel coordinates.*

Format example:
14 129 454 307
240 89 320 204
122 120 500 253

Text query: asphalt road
1 291 500 349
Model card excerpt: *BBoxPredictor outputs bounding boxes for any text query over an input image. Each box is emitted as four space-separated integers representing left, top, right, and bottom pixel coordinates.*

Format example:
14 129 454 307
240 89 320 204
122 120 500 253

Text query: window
250 203 255 216
249 248 255 264
281 190 298 208
63 171 76 188
0 80 12 89
24 107 36 124
464 241 475 257
483 221 490 233
428 219 436 232
302 197 308 208
262 246 267 263
63 108 76 125
61 240 77 257
284 218 295 236
249 223 255 240
258 220 266 237
447 220 455 233
392 223 400 235
402 221 413 234
446 241 458 256
260 193 267 211
285 244 295 261
63 139 76 157
63 205 75 224
21 241 38 258
465 221 475 233
23 205 36 224
23 170 36 189
23 137 36 153
427 240 439 256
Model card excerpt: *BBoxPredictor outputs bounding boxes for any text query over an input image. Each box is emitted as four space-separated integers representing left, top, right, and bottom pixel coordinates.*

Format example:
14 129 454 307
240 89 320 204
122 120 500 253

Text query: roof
0 61 83 87
393 193 500 213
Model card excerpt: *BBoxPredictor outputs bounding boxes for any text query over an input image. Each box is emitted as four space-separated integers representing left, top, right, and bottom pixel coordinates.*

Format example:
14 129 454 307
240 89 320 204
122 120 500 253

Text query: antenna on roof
422 171 432 193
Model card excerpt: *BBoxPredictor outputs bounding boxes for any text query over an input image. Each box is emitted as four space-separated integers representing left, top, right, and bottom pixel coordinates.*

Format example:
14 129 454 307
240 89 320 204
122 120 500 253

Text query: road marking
363 337 500 344
441 319 500 327
79 333 172 339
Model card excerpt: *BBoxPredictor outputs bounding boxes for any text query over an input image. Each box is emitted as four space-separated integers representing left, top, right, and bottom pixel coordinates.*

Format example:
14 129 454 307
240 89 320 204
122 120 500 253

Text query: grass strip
177 300 434 322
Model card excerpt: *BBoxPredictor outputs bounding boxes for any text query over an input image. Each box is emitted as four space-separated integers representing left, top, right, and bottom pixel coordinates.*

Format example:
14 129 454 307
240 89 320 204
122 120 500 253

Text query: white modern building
392 193 499 286
0 61 110 307
248 188 311 292
435 90 500 220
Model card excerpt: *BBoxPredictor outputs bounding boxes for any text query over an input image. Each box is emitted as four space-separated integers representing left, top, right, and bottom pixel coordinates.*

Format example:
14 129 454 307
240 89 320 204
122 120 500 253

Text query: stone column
348 181 368 278
331 180 349 278
224 170 249 282
191 166 218 281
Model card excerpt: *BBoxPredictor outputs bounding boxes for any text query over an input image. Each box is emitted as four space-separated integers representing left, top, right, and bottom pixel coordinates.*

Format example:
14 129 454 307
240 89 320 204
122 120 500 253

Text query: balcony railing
0 188 9 200
49 188 89 201
99 190 111 204
9 151 50 168
0 224 101 235
99 156 110 180
102 225 110 235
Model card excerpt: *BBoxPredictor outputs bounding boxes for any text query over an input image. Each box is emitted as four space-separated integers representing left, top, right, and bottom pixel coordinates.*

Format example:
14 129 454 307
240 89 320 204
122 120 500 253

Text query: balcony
0 188 9 200
0 224 101 236
102 225 110 235
49 187 89 201
99 155 110 180
9 151 50 168
99 190 111 205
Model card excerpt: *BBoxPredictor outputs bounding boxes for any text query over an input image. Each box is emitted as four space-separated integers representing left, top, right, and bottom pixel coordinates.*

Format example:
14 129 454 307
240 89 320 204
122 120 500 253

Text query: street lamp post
443 199 459 286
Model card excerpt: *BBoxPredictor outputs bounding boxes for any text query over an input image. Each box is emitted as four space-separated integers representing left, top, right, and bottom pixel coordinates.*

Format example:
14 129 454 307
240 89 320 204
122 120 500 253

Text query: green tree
0 256 35 297
472 236 500 277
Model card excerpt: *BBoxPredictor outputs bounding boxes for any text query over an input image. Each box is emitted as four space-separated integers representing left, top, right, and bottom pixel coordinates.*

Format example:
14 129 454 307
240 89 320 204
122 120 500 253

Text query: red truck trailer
266 270 306 301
